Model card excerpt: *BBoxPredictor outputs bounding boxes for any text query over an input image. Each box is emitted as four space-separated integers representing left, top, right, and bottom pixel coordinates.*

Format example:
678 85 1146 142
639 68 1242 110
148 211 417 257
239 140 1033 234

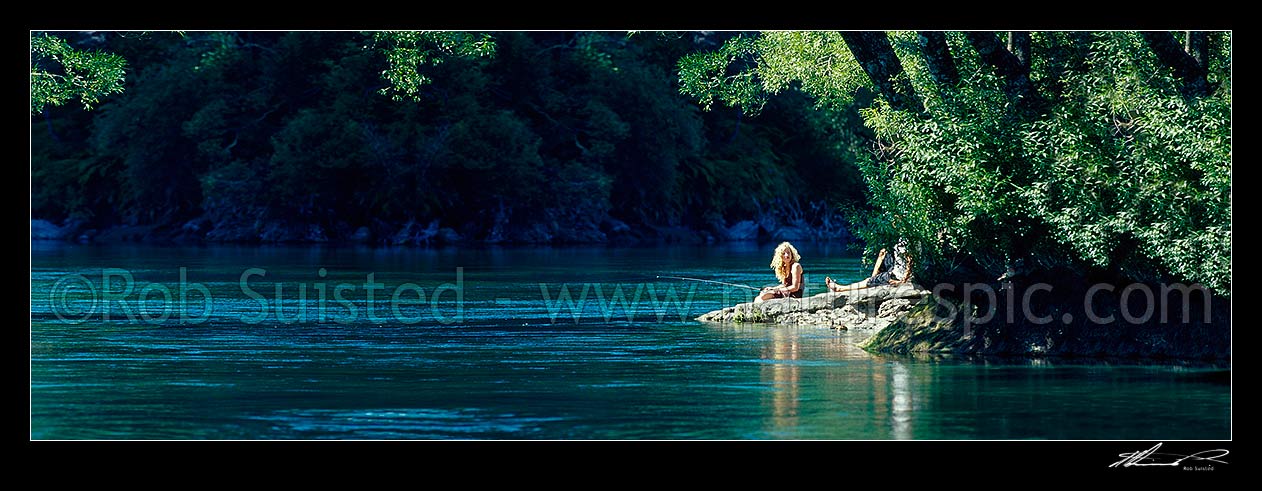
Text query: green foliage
678 35 768 114
372 31 495 102
31 33 127 114
755 31 868 110
681 31 1231 296
89 46 206 222
679 32 869 114
33 31 861 246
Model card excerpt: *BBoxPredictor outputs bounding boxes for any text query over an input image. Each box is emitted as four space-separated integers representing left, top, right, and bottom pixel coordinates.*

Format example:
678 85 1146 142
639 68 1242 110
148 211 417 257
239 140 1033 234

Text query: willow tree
30 33 127 114
680 31 1231 296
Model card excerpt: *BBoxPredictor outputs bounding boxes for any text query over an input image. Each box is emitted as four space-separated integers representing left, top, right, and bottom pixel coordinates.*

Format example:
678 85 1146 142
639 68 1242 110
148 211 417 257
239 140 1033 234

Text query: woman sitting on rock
756 242 805 303
825 237 913 292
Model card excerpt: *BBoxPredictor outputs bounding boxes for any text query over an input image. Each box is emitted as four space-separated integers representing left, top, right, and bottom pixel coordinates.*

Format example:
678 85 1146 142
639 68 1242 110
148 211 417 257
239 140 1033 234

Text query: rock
392 219 437 245
260 221 305 242
31 219 63 240
550 215 607 243
393 219 466 245
255 221 328 243
554 226 606 243
724 220 759 241
94 224 158 243
306 224 328 242
837 305 865 325
59 218 90 240
697 284 931 330
859 284 1231 361
508 222 553 243
756 215 779 237
173 217 211 242
703 215 727 239
182 217 211 234
437 227 461 244
351 226 373 244
771 225 811 241
600 218 631 235
205 220 259 242
877 298 912 318
607 231 642 246
391 220 417 245
651 225 704 244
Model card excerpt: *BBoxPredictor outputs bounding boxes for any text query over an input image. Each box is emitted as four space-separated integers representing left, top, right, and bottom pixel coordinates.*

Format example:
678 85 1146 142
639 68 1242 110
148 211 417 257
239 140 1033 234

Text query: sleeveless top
780 265 804 298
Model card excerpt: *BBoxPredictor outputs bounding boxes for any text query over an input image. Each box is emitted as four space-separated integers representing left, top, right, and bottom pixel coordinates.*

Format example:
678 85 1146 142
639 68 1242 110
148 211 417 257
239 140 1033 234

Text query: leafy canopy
31 33 127 114
680 31 1231 296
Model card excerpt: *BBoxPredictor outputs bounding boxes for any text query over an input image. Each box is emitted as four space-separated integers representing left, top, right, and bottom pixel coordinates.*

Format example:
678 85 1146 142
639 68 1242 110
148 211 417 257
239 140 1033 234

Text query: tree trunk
841 32 921 112
1141 31 1209 98
1185 31 1209 71
1007 32 1031 69
967 32 1036 104
916 31 959 86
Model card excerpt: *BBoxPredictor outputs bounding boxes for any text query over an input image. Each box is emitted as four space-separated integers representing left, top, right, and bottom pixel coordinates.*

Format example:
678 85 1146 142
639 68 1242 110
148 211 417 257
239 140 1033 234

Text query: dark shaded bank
30 212 849 246
32 32 868 250
861 281 1230 361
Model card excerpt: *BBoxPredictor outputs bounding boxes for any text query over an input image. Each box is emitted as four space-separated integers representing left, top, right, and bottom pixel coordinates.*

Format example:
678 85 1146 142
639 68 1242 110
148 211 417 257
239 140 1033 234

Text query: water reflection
891 361 913 439
761 328 800 435
752 327 921 439
32 242 1230 439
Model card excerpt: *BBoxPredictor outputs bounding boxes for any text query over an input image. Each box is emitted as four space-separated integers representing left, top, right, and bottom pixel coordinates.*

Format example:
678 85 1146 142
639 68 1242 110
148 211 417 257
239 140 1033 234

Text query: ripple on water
246 407 569 439
31 243 1232 440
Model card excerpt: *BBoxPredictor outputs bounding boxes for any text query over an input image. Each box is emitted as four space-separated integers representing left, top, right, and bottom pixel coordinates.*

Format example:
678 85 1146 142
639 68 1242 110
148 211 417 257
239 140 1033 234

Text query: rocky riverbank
861 289 1231 360
697 281 1230 361
696 285 932 330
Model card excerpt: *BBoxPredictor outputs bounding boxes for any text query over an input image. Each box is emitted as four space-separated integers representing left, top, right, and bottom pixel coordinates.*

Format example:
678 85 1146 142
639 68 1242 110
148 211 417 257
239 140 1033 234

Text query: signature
1110 443 1230 468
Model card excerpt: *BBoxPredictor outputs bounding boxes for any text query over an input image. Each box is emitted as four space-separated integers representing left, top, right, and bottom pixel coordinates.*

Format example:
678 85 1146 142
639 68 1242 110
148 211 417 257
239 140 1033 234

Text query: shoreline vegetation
33 32 863 249
32 31 1231 361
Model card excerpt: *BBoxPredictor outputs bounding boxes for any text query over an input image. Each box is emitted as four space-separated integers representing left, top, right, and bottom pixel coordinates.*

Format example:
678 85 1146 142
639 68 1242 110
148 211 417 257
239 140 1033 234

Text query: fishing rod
656 275 764 291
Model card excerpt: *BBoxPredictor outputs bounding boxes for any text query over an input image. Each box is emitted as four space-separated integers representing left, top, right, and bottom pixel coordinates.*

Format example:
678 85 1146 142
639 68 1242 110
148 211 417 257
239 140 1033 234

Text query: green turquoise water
30 242 1230 439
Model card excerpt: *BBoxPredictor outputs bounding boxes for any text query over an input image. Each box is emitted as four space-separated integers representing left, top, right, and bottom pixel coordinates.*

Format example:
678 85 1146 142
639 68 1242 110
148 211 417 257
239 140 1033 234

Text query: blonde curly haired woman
755 242 804 303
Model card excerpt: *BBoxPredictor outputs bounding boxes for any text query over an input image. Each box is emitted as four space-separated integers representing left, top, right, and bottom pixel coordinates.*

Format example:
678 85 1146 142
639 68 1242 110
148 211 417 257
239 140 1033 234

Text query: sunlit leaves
576 32 618 72
679 30 1231 295
757 31 867 108
372 31 495 102
678 32 871 115
677 35 768 114
31 33 127 114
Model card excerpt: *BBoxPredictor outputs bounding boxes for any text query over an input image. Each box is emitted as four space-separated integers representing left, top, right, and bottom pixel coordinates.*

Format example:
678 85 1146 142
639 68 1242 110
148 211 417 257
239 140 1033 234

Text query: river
30 242 1230 439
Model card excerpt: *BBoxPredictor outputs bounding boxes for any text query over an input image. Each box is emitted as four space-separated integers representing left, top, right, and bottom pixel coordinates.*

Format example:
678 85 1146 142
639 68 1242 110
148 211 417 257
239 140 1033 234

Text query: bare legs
754 291 779 303
825 276 874 293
